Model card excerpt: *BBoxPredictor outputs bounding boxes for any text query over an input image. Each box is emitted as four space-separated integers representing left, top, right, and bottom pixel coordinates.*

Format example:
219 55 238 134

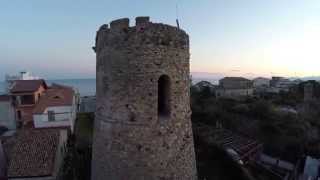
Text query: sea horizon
1 75 320 96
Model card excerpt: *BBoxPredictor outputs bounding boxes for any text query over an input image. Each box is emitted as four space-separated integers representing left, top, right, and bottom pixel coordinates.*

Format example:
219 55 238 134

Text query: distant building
9 80 48 127
5 71 40 93
80 96 96 113
216 77 254 98
269 76 294 92
253 77 270 88
193 81 217 93
2 129 67 180
0 95 16 130
33 84 77 132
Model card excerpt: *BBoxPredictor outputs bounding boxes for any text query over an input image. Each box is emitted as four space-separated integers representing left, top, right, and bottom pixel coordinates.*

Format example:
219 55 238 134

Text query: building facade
9 80 47 127
33 85 77 132
253 77 270 88
92 17 197 179
216 77 254 98
269 76 293 92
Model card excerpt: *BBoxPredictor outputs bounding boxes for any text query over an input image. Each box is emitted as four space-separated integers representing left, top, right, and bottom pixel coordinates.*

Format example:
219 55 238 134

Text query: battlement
98 16 150 32
135 16 150 26
110 18 129 31
94 16 189 53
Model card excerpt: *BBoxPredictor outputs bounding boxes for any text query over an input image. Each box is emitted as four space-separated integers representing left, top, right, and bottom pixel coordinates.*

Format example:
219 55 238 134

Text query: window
20 95 35 105
48 111 55 121
158 75 171 118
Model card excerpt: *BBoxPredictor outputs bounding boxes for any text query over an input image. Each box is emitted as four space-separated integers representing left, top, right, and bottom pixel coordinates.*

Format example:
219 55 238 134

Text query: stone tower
91 17 197 180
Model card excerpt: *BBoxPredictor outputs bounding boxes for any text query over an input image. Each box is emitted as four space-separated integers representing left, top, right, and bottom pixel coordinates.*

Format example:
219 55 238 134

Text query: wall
34 86 46 103
13 85 46 126
0 101 16 130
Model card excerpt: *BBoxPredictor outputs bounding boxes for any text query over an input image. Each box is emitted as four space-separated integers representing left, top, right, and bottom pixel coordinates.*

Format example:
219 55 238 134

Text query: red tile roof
33 85 75 114
3 129 61 178
0 95 10 102
10 80 47 93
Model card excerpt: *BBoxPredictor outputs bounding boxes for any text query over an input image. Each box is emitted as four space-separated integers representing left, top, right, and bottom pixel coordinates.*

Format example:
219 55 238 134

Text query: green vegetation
58 112 94 180
75 112 94 147
191 82 320 165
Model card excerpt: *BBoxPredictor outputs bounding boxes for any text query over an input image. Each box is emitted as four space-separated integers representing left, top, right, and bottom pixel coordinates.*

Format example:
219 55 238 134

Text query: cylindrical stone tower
92 17 197 180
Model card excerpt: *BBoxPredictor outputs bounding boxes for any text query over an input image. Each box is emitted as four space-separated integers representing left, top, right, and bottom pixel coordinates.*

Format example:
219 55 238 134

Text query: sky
1 0 320 80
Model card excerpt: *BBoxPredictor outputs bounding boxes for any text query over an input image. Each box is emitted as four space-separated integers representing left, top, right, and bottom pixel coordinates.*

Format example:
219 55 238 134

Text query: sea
0 77 219 97
0 79 96 97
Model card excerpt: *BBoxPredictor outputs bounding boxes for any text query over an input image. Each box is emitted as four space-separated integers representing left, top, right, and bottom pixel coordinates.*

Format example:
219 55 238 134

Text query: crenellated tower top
93 16 188 54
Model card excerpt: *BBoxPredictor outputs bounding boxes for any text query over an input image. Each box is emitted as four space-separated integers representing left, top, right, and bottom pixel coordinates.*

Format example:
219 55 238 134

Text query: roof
3 129 61 178
33 85 75 114
10 80 47 93
253 77 270 81
0 95 10 102
195 125 263 163
220 77 251 82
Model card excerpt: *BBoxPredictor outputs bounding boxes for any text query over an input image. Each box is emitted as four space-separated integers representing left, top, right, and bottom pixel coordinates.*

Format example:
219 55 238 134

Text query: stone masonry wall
92 17 197 180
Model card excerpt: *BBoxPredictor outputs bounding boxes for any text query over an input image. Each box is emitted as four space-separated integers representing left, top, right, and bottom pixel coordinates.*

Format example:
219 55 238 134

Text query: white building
216 77 254 98
32 84 77 132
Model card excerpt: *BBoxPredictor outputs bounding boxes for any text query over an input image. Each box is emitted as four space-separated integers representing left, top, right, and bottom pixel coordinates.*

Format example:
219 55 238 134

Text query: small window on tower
158 75 171 118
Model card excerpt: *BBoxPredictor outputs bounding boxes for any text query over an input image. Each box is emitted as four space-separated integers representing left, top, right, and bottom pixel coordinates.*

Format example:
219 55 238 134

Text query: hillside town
0 1 320 177
1 69 320 180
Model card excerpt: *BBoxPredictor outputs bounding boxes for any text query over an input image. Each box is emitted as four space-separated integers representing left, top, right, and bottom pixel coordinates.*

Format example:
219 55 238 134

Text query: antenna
176 1 180 29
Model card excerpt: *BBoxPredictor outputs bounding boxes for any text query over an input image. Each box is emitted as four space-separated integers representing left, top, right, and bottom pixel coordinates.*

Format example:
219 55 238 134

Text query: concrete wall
92 17 197 180
0 101 16 130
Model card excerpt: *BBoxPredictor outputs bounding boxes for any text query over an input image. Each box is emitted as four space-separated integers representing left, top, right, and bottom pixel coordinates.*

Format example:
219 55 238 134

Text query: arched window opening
158 75 171 118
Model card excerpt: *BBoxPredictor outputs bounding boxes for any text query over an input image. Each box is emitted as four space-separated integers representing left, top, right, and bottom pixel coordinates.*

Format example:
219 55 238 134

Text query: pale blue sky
1 0 320 79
